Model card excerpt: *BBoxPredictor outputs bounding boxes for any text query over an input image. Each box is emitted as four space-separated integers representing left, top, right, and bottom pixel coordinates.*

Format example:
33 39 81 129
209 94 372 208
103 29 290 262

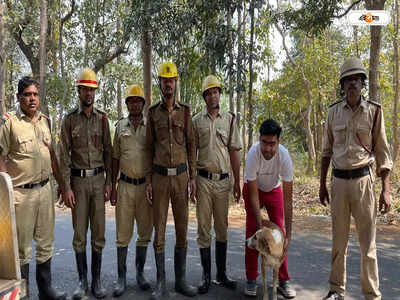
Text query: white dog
247 219 285 300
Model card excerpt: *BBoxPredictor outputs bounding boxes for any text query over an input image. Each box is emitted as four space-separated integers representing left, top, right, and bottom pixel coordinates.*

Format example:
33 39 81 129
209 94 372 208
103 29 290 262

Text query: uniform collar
126 115 146 127
78 105 99 116
17 107 41 120
160 99 181 110
343 96 367 111
202 108 221 119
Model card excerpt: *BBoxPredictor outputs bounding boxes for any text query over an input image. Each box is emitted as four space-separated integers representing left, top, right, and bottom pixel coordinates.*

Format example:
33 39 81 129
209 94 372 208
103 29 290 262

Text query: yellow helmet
125 84 145 101
158 62 178 78
76 68 98 88
340 57 367 84
202 75 221 97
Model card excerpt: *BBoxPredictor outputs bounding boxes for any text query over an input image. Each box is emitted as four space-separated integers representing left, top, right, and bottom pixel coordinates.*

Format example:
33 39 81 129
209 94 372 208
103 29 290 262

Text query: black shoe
113 247 127 297
150 251 169 300
91 250 106 299
20 264 29 298
215 241 236 289
72 251 88 300
174 247 197 297
136 246 150 290
198 247 211 294
323 290 344 300
36 258 67 300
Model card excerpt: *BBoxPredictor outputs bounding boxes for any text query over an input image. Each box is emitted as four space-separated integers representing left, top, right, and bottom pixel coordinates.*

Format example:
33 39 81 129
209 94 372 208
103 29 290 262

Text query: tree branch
274 23 297 68
334 0 363 18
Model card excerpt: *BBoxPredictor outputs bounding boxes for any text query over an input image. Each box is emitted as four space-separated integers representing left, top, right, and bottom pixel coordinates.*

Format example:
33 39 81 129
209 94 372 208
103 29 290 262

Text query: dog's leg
272 267 279 300
261 256 269 300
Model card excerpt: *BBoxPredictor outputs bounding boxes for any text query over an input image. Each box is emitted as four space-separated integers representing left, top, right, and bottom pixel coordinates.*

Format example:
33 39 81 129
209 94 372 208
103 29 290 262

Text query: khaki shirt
0 109 53 187
193 109 242 173
59 106 112 190
145 101 196 180
113 116 149 178
322 98 392 175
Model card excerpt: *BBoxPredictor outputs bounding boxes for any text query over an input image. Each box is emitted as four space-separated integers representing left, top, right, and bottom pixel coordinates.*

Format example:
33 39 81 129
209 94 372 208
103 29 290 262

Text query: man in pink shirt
243 119 296 299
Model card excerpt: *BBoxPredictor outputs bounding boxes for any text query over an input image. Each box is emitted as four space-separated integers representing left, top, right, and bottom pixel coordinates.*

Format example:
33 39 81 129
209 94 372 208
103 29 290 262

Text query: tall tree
393 0 399 163
247 0 256 150
0 2 5 115
39 0 48 114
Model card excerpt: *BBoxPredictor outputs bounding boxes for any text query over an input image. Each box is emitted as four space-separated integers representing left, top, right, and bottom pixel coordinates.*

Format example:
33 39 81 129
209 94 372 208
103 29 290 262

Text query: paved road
28 216 400 300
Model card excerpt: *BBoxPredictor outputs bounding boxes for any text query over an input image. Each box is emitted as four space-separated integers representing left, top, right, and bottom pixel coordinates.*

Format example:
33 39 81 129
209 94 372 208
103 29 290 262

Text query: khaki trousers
196 175 230 248
14 181 54 265
329 174 381 300
152 172 189 252
71 174 105 252
115 180 153 247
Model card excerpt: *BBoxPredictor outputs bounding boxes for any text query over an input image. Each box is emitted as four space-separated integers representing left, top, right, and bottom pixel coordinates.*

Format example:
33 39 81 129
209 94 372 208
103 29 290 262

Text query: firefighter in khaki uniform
193 75 242 294
0 77 66 300
320 58 392 300
59 69 112 299
111 84 153 297
145 62 197 299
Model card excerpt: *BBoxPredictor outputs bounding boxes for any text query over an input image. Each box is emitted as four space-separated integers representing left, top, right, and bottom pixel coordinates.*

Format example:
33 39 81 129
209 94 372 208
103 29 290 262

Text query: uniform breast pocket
119 130 132 150
197 126 210 148
17 136 34 153
155 121 169 142
357 126 372 149
217 128 229 147
71 127 82 145
92 128 103 152
173 120 185 145
333 124 346 145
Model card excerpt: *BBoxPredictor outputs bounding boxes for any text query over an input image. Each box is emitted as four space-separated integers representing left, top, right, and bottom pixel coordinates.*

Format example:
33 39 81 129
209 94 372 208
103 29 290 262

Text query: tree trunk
117 58 122 120
366 0 386 102
303 75 316 173
236 0 243 129
0 2 6 115
39 0 48 115
393 0 399 163
247 0 255 150
142 31 152 116
227 1 234 112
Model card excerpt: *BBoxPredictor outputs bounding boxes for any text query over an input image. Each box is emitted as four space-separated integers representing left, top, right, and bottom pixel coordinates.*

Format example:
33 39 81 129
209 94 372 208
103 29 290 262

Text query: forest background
0 0 399 224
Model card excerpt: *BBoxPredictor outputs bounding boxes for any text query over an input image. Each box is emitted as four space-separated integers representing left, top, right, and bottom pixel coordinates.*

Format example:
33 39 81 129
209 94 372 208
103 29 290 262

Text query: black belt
198 169 229 181
17 178 49 189
153 164 187 176
120 173 146 185
333 166 370 179
71 167 104 177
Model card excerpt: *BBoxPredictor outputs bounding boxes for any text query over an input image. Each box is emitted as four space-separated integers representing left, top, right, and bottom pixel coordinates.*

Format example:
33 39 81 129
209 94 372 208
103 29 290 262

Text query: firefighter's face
160 77 176 99
78 85 96 107
19 84 40 117
126 96 144 116
204 87 220 110
343 74 362 99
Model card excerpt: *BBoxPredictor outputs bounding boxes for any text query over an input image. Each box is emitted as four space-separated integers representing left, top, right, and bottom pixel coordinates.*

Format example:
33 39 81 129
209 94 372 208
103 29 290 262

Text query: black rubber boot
72 251 88 300
36 258 67 300
198 247 211 294
20 264 29 298
113 247 127 297
136 246 150 290
150 251 169 300
174 247 197 297
215 241 236 289
91 250 106 299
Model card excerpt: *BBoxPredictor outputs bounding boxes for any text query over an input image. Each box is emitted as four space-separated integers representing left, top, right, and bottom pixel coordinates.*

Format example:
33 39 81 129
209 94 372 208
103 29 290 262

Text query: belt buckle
211 173 220 181
86 169 95 177
167 168 177 176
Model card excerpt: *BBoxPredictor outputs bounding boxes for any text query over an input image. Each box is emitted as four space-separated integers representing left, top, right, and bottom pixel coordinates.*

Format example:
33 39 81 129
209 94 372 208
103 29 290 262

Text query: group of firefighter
0 57 392 300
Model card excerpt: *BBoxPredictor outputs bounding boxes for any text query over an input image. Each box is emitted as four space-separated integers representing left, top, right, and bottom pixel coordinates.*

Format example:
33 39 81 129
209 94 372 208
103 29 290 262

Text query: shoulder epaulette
329 100 344 108
95 107 107 115
41 113 50 120
149 102 161 110
115 117 124 127
179 102 190 108
367 100 381 107
67 107 79 116
0 112 11 125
